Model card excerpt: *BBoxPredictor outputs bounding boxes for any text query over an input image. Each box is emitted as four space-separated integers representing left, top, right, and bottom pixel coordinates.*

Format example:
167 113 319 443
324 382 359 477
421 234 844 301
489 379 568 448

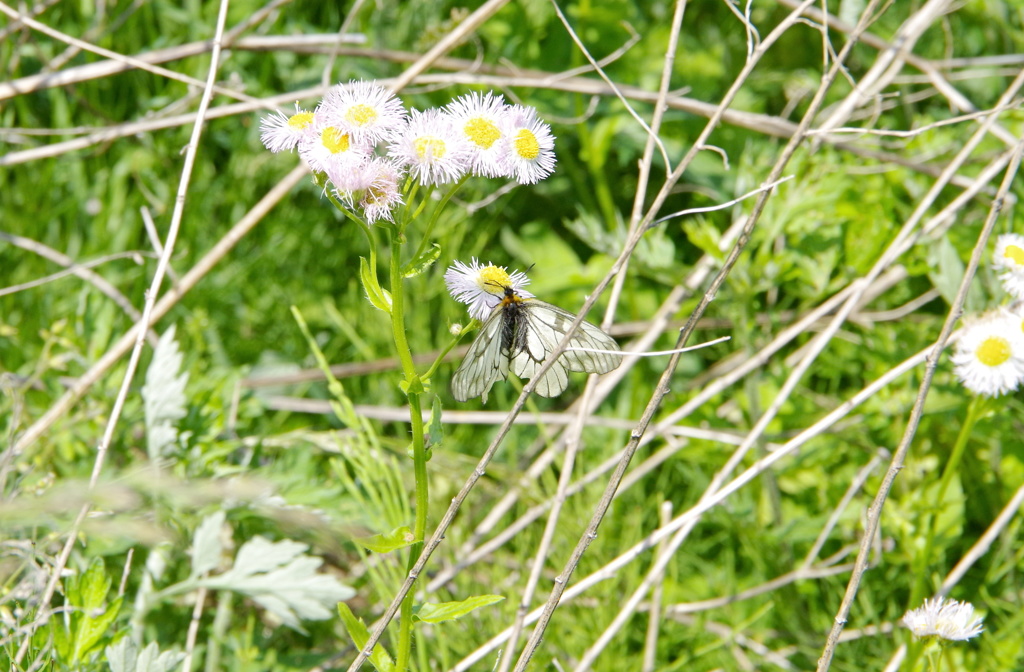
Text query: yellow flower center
1003 244 1024 268
513 129 540 160
413 136 447 161
464 117 501 149
288 111 314 130
976 335 1011 367
322 127 352 154
345 104 378 127
477 265 512 295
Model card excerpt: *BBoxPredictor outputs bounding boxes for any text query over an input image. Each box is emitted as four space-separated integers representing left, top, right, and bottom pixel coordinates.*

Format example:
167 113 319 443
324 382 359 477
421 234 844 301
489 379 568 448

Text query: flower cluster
950 233 1024 396
902 597 984 641
260 82 557 224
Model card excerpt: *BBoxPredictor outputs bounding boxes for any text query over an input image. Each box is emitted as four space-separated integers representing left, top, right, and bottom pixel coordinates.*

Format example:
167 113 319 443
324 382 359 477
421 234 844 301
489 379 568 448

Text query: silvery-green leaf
106 639 184 672
190 510 225 578
106 638 137 672
198 535 355 633
134 642 185 672
231 536 307 576
142 325 189 461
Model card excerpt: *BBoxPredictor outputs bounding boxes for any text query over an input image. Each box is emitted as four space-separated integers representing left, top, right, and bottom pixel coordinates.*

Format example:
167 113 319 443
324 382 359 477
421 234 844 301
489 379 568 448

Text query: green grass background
2 0 1024 670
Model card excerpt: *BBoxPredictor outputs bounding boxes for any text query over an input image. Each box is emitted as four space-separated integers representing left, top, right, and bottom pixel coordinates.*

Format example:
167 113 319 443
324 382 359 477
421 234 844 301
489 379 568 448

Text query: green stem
906 395 985 668
387 227 430 672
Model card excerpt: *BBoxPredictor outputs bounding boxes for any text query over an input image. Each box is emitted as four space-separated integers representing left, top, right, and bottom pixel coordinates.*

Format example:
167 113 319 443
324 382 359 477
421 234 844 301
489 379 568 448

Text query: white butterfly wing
451 309 509 402
511 300 622 397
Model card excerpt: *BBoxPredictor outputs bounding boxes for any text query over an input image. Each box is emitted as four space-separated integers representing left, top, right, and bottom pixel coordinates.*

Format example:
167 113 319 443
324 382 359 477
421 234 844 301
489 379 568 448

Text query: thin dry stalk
815 136 1024 672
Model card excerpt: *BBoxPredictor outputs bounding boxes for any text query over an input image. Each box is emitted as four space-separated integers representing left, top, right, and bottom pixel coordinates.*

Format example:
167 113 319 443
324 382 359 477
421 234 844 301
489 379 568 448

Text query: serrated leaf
79 557 112 612
106 639 185 672
353 526 415 553
338 604 395 672
401 243 442 278
232 536 307 576
105 638 137 672
191 510 225 577
73 595 122 662
413 595 505 623
142 324 189 461
134 641 185 672
198 536 355 633
360 256 392 313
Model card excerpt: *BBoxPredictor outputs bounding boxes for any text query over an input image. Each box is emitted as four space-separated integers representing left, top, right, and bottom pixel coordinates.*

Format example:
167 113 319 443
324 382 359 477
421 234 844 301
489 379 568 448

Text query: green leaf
401 242 442 278
352 526 415 553
413 595 505 623
426 396 443 451
360 256 392 314
52 617 72 660
928 236 984 312
682 218 725 261
79 557 112 612
338 604 395 672
142 324 189 461
73 595 123 662
191 510 225 577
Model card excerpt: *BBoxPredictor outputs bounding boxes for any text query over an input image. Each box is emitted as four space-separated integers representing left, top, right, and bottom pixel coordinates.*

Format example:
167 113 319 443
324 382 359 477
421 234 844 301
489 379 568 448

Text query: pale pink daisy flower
444 258 533 321
298 119 372 175
319 81 407 144
260 106 317 153
902 597 984 641
388 108 472 186
951 310 1024 396
359 158 406 224
501 105 556 184
445 92 511 178
993 232 1024 300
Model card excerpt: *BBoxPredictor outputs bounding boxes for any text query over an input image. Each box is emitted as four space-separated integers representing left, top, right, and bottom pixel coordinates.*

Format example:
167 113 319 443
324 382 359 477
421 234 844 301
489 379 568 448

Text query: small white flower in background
388 108 472 186
444 258 533 321
446 92 511 178
994 232 1024 300
359 158 405 224
260 106 316 153
902 597 984 641
501 105 556 185
319 81 408 144
952 310 1024 396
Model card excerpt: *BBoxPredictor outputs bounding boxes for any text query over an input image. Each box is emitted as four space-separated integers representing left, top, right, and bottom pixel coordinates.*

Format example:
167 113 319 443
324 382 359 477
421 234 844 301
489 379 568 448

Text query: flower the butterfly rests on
445 260 622 402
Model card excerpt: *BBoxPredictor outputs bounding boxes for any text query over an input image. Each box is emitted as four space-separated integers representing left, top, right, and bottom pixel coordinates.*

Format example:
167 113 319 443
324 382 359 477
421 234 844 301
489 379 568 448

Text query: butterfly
452 284 622 402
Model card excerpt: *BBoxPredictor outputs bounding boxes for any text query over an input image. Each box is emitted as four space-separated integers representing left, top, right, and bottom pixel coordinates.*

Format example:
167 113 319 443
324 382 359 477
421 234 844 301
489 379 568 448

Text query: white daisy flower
319 80 407 144
298 120 372 175
388 108 472 186
993 232 1024 300
951 310 1024 396
501 105 556 184
902 597 984 641
358 158 405 224
445 92 511 178
444 258 534 321
259 106 316 153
